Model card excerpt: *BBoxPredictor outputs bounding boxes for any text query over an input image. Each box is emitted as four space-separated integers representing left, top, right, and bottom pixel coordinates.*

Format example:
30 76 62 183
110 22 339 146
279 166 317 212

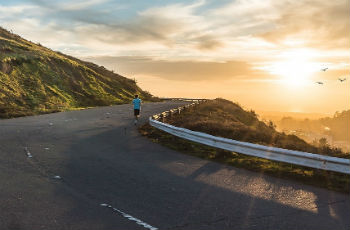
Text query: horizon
0 0 349 114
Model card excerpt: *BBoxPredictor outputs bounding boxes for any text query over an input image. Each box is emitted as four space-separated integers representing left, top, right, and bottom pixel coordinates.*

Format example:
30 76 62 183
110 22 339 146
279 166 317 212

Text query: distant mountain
320 110 350 142
278 110 350 143
0 27 155 118
258 110 329 121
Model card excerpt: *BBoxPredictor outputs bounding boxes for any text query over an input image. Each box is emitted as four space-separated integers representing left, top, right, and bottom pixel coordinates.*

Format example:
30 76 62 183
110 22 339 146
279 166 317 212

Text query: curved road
0 102 349 230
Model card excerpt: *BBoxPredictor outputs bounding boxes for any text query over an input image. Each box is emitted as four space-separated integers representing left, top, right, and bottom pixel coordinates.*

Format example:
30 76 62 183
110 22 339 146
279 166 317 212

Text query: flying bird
321 68 328 71
338 78 346 82
316 81 324 85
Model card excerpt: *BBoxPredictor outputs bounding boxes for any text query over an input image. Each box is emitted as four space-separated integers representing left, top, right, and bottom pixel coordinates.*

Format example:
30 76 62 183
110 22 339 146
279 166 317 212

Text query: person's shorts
134 109 140 116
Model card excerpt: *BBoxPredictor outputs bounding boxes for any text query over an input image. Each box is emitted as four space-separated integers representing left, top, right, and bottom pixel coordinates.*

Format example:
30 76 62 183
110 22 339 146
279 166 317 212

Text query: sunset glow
267 50 320 87
0 0 349 114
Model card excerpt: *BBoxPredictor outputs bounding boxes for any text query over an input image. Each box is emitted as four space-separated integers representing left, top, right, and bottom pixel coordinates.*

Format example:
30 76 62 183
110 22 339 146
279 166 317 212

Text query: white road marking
100 203 158 230
53 175 62 179
24 147 33 158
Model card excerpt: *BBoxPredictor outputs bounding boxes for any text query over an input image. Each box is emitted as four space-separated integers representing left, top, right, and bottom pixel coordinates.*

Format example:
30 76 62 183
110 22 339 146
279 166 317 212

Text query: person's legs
134 109 140 125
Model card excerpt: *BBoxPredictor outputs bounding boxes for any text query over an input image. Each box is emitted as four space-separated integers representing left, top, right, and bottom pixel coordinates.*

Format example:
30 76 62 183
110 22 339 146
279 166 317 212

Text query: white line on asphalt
100 203 158 230
24 147 33 158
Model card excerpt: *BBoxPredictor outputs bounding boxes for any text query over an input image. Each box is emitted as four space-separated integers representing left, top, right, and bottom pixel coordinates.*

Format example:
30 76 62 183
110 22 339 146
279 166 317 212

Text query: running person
132 95 142 125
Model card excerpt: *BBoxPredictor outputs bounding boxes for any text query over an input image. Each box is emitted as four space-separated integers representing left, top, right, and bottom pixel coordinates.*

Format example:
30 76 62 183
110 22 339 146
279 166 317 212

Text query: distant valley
259 110 350 152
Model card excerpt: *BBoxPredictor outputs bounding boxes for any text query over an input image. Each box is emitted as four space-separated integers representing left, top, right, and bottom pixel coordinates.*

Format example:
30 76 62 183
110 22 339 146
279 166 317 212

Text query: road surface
0 102 349 230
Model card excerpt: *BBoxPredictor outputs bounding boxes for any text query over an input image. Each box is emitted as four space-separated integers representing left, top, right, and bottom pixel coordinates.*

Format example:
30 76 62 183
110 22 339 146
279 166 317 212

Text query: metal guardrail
160 98 208 102
149 101 350 175
151 100 205 122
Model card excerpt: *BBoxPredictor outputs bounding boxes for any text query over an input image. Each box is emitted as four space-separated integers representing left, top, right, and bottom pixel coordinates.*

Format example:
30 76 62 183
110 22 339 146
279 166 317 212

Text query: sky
0 0 349 114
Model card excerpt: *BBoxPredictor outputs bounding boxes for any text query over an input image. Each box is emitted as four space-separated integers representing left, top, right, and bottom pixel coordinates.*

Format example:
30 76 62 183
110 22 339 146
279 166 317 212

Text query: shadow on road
54 126 350 230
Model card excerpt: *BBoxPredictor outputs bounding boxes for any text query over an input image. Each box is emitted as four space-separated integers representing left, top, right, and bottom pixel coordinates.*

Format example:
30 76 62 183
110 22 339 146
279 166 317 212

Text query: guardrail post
168 110 173 119
170 109 177 118
159 114 163 123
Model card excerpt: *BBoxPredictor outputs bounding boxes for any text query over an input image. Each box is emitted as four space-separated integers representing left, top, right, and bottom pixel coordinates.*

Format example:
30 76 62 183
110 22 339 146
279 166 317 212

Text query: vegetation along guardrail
149 100 350 175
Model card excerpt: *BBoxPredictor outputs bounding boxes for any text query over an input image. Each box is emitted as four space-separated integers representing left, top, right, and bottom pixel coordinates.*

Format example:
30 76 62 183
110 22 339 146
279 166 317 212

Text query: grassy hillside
165 98 348 158
0 27 156 118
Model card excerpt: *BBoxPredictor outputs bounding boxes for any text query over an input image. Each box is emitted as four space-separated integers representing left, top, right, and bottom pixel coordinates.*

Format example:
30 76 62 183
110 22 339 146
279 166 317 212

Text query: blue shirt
132 98 141 110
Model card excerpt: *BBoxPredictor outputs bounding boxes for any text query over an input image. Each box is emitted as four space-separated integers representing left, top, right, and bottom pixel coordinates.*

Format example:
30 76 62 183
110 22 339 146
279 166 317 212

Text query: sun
270 60 314 86
268 49 320 87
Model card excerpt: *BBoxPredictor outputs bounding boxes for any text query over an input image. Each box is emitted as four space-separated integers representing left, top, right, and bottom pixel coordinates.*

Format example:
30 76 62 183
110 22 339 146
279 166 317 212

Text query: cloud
1 0 348 63
76 0 211 48
27 0 223 51
7 0 206 50
204 0 349 51
194 35 223 50
84 56 268 81
59 0 110 11
257 0 349 49
0 4 39 19
87 15 186 45
27 0 110 10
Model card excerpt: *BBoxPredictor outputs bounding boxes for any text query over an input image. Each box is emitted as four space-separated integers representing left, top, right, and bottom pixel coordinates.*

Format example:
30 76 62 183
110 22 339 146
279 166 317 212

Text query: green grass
139 123 349 193
0 27 159 118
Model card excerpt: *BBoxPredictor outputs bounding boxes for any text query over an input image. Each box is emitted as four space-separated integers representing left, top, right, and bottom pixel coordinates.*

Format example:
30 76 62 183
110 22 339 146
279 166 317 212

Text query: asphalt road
0 102 349 230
